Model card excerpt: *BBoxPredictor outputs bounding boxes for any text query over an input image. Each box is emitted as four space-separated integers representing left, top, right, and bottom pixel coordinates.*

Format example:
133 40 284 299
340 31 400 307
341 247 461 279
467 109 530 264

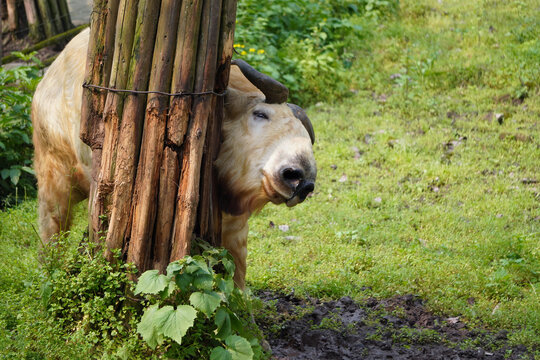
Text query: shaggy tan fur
32 29 316 287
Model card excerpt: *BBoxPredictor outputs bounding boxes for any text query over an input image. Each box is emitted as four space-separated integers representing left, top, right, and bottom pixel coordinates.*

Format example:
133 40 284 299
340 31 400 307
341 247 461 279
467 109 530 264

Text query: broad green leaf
225 335 254 360
214 307 232 339
217 276 234 295
137 304 164 349
229 312 244 334
135 270 169 295
189 290 221 317
21 166 34 175
249 337 263 359
185 259 211 275
210 346 232 360
193 273 214 290
161 280 177 299
159 305 197 345
166 261 184 278
10 168 20 185
175 273 193 291
222 258 236 275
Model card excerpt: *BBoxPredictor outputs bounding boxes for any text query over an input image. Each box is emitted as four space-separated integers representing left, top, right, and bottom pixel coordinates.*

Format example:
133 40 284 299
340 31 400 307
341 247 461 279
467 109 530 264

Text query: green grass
247 0 539 349
0 0 539 356
0 201 90 358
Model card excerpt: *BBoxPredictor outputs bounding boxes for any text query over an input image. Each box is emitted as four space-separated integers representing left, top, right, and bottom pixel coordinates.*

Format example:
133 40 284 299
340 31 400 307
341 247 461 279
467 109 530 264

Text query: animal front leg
221 213 250 288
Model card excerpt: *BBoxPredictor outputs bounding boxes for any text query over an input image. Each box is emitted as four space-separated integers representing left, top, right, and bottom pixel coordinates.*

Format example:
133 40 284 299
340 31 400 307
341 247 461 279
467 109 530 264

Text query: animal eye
253 110 269 120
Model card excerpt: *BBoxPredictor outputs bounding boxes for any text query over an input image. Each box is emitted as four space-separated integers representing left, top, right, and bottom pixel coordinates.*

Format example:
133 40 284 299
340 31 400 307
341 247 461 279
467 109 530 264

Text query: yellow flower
257 49 265 54
241 50 247 56
249 48 256 53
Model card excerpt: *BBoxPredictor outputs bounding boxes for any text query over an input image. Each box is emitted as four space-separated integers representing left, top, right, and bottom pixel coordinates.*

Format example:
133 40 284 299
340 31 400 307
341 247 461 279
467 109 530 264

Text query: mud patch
256 291 532 360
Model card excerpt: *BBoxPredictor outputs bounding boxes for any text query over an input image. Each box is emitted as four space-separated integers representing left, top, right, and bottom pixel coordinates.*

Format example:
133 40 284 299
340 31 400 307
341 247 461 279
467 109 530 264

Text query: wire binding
82 83 227 97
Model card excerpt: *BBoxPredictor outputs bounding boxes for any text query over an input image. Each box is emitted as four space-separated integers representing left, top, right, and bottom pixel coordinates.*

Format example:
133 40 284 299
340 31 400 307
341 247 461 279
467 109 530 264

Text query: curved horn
231 59 289 104
288 103 315 144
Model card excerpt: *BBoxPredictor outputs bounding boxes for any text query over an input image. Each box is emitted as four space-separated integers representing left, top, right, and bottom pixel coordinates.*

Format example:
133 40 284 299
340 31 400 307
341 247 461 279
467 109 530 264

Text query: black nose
280 167 315 201
296 180 315 201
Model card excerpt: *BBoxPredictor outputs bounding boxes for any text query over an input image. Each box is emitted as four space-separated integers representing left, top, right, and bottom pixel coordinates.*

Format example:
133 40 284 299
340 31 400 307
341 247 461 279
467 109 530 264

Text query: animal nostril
281 167 304 183
297 181 315 200
302 182 314 194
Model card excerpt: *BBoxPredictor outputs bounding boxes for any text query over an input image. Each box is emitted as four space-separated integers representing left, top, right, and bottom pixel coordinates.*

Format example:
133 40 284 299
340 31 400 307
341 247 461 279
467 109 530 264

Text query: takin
32 29 316 288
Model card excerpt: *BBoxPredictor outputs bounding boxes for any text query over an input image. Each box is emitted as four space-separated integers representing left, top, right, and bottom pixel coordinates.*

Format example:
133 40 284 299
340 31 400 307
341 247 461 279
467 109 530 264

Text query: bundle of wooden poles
2 0 73 40
80 0 237 274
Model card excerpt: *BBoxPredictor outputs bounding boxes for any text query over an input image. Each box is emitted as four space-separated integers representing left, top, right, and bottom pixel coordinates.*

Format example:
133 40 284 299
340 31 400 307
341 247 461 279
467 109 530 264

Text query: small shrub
0 52 42 207
135 246 265 359
42 235 148 357
234 0 398 104
41 236 265 359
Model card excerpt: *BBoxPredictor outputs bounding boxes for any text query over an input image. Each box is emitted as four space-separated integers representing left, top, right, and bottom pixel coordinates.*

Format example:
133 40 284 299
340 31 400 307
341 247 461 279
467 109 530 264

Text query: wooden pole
170 0 223 262
94 0 139 234
152 0 204 272
35 0 55 38
127 0 183 271
80 0 120 240
104 0 161 260
0 2 3 58
198 0 237 246
56 0 73 30
6 0 17 34
23 0 41 40
47 0 64 33
83 0 238 275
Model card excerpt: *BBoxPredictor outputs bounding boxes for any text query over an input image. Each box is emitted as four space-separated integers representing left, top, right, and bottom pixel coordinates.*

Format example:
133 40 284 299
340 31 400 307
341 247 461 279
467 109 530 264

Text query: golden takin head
216 60 317 216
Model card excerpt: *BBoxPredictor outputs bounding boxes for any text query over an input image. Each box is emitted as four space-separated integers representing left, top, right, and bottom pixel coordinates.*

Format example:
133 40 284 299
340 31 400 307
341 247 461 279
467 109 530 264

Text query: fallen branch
1 23 88 64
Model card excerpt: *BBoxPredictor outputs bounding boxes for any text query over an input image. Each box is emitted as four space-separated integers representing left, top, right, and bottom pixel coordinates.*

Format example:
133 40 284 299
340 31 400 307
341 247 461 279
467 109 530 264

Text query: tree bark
56 0 73 31
6 0 17 33
82 0 238 276
80 0 120 240
198 0 237 245
46 0 63 33
127 0 183 271
22 0 41 40
170 0 223 262
104 0 161 260
95 0 139 235
0 3 4 58
152 0 204 273
35 0 55 39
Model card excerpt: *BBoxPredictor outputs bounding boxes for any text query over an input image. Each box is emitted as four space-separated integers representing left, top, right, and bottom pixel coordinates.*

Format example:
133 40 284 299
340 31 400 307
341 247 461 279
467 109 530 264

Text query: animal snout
280 167 315 201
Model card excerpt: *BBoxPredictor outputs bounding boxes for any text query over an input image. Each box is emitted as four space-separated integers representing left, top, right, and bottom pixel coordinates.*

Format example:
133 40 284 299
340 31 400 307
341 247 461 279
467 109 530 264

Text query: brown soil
256 291 533 360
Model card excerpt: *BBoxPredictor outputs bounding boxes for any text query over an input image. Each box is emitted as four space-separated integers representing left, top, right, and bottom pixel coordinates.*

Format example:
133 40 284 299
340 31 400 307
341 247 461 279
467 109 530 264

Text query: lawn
1 0 539 357
247 0 539 348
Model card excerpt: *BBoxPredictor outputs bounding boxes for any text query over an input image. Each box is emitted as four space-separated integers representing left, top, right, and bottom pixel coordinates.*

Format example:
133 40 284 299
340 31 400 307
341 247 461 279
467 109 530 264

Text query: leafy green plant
135 246 264 359
42 235 148 357
0 52 42 207
40 233 266 359
234 0 396 104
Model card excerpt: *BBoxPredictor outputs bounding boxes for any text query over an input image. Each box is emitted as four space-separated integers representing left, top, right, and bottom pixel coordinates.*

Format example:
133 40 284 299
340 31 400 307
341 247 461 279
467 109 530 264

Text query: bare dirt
256 291 534 360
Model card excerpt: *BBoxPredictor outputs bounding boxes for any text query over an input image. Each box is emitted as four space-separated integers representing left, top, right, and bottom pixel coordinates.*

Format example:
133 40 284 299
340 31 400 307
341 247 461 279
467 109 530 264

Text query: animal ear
224 87 263 119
